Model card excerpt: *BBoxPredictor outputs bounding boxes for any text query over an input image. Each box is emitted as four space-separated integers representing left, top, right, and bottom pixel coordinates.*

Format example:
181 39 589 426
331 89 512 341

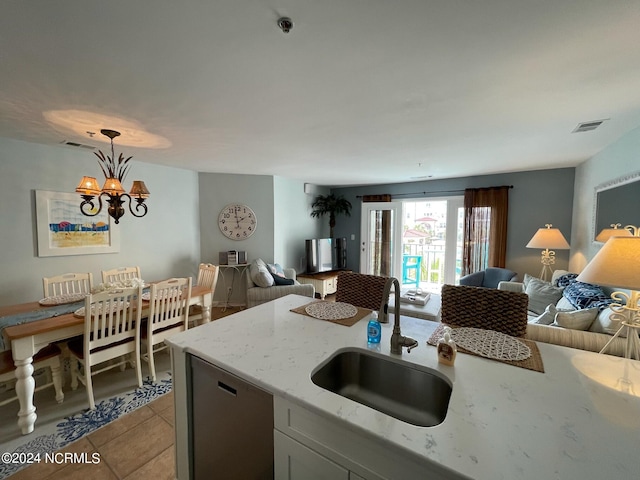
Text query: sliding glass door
360 202 402 278
360 197 463 292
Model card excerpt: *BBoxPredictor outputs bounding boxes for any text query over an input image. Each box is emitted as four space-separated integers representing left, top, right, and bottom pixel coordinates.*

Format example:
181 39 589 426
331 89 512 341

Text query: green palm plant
310 194 352 237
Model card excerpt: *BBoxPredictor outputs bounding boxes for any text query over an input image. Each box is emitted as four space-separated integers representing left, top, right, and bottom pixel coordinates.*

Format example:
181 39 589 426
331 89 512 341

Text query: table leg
202 304 211 323
14 356 37 434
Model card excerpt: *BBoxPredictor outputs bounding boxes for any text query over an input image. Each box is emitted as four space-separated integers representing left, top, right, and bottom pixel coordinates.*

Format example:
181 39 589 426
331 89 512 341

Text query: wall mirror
593 171 640 242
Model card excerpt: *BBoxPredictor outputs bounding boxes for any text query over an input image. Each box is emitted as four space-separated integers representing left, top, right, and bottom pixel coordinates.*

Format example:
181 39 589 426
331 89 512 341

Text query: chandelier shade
75 176 101 196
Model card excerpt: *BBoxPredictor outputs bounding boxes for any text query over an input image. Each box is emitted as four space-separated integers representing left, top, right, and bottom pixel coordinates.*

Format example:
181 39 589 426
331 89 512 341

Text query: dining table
1 283 213 435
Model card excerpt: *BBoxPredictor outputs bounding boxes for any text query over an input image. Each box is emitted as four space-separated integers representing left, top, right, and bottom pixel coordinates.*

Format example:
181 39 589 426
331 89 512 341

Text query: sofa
498 270 626 357
245 259 315 308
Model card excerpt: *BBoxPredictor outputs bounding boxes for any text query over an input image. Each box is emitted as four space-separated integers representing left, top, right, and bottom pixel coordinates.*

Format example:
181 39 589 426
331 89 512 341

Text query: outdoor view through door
361 198 463 293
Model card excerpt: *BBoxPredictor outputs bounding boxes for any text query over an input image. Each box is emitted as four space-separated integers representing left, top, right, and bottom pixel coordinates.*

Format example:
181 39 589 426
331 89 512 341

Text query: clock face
218 204 257 240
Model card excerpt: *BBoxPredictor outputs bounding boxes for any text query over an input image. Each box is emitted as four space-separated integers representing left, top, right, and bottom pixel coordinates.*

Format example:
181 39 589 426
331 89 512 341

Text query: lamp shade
596 227 634 243
101 177 126 195
75 176 101 196
526 225 570 249
576 237 640 290
129 180 150 198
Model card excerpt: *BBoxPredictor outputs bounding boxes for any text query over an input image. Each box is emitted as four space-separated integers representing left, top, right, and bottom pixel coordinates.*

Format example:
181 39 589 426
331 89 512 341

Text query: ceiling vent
572 119 607 133
60 140 96 150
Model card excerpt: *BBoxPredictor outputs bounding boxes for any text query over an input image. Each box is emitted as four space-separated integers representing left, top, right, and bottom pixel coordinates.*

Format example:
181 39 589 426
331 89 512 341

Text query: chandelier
75 129 150 224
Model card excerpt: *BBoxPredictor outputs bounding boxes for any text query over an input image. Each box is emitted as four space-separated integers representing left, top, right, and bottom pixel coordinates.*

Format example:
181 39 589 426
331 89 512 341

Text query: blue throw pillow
555 273 578 288
267 263 294 285
562 281 612 310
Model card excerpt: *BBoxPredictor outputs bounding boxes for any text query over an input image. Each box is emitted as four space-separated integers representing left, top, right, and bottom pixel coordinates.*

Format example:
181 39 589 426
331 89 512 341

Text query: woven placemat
291 301 372 327
428 324 545 373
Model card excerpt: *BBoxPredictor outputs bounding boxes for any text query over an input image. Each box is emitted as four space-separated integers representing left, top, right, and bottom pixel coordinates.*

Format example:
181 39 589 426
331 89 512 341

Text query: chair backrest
482 267 518 288
335 272 392 312
147 277 192 340
83 286 143 363
102 266 141 283
43 272 93 297
440 284 528 337
196 263 220 290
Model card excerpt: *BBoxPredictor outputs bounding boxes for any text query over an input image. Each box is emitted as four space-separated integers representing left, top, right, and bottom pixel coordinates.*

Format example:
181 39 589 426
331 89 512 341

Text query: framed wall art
36 190 120 257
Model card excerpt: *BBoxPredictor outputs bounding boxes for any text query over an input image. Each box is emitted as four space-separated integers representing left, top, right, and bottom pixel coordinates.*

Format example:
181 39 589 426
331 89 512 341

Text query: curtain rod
356 185 513 199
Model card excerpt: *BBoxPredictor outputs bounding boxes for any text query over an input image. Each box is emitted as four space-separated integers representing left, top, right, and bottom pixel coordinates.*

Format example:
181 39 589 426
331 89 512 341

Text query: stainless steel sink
311 348 452 427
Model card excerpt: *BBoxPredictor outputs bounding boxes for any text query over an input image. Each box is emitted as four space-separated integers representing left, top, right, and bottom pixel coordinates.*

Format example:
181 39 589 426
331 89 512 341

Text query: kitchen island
167 294 640 480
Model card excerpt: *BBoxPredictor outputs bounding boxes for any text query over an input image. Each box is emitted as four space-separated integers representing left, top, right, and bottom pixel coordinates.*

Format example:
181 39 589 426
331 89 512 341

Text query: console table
218 263 249 310
297 271 349 300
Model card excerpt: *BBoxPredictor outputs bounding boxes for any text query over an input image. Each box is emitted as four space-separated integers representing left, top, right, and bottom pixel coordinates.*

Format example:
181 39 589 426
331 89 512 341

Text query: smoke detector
277 17 293 33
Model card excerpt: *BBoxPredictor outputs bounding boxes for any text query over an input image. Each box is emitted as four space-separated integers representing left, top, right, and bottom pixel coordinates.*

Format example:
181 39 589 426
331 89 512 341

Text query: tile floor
8 391 176 480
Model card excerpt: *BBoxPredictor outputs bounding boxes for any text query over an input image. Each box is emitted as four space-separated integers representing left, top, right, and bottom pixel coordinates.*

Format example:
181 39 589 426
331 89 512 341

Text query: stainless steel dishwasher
189 355 274 479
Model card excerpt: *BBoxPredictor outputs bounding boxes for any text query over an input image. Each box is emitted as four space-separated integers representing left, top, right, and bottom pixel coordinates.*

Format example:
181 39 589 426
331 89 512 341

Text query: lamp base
538 264 554 283
599 322 640 360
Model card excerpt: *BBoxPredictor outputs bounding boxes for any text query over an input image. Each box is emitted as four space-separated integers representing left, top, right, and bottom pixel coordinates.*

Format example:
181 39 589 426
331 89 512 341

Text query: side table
297 271 349 300
218 264 249 311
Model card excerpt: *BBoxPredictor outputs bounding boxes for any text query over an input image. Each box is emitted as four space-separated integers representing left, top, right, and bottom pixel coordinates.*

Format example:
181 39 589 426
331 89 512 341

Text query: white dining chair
68 285 143 409
0 344 64 407
142 277 192 382
189 263 219 326
101 266 141 284
42 272 93 297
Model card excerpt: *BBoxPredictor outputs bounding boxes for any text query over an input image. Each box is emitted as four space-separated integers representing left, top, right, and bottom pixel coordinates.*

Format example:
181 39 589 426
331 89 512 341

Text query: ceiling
2 1 640 187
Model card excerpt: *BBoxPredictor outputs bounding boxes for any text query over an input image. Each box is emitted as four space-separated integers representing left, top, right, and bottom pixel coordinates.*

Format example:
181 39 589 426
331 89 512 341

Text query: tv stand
297 270 349 300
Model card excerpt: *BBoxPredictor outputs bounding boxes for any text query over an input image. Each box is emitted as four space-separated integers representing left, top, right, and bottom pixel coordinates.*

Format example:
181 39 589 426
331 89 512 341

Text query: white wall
570 126 640 272
0 137 200 304
273 176 327 271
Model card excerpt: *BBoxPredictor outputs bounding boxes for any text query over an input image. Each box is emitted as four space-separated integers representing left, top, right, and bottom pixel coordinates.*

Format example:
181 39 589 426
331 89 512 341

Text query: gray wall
198 173 325 303
570 125 640 272
0 137 200 305
332 168 575 280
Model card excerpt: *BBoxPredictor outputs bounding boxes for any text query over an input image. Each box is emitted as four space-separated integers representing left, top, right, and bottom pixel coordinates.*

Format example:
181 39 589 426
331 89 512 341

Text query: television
305 238 347 273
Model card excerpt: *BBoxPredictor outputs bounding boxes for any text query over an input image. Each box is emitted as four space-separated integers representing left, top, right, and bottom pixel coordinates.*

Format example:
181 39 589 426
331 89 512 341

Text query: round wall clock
218 203 257 240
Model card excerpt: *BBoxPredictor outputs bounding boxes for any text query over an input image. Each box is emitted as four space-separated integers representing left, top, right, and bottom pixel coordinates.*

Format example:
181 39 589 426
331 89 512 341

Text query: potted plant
310 194 352 237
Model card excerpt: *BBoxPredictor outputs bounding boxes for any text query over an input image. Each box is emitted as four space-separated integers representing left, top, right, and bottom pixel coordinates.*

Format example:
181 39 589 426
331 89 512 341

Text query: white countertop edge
167 294 640 480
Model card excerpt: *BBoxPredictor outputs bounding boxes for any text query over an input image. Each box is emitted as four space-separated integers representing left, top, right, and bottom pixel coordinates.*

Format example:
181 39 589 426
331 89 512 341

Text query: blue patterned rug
0 374 171 479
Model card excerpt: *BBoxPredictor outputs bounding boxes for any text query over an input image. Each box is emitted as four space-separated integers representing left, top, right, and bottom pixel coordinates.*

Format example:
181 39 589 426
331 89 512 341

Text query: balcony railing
401 244 446 293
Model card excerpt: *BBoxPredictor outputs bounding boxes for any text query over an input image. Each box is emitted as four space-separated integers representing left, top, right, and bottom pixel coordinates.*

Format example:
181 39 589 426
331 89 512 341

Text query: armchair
459 267 518 289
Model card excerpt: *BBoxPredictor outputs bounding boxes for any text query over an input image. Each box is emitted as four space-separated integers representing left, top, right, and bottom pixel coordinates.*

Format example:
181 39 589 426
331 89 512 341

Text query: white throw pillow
525 276 564 315
555 296 575 311
533 304 557 325
551 269 570 286
553 308 598 331
589 307 627 338
250 259 274 288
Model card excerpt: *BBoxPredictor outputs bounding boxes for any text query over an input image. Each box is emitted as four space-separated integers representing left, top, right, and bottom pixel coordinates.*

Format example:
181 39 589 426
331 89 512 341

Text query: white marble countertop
167 295 640 480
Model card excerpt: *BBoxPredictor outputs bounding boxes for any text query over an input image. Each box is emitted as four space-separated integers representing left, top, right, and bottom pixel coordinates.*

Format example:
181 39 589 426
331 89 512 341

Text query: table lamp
596 223 637 242
576 236 640 359
526 224 570 281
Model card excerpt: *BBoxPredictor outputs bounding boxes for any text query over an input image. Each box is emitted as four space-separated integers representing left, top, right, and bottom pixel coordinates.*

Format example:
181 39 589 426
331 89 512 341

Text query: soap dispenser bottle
437 327 457 366
367 311 381 344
